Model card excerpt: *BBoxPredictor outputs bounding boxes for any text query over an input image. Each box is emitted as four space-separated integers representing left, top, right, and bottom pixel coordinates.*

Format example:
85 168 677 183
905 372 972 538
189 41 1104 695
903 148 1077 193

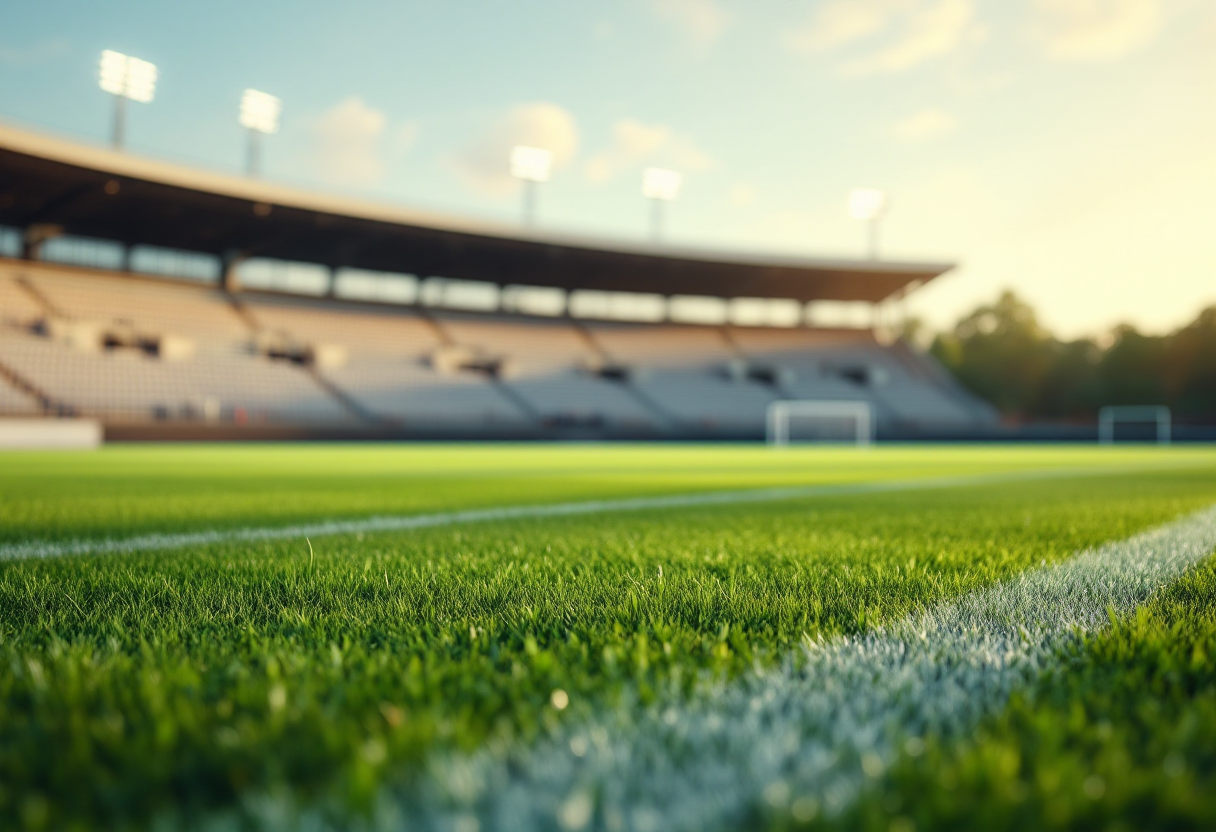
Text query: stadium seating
432 313 658 429
727 326 990 427
0 273 45 328
0 374 41 415
0 260 996 435
581 323 777 429
0 263 355 424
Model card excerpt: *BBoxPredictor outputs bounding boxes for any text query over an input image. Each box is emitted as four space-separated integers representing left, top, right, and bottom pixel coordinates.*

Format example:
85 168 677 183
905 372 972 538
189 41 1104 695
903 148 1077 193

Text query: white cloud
306 97 388 186
650 0 731 46
785 0 908 53
451 102 579 196
893 108 958 140
1031 0 1165 60
585 120 670 184
785 0 981 75
844 0 977 75
584 118 714 185
0 38 69 65
393 122 419 155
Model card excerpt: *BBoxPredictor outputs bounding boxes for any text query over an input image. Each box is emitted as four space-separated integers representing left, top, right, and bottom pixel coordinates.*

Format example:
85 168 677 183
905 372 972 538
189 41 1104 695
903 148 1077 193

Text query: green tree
1097 325 1167 406
930 291 1055 419
1163 306 1216 419
1036 338 1102 419
929 294 1215 423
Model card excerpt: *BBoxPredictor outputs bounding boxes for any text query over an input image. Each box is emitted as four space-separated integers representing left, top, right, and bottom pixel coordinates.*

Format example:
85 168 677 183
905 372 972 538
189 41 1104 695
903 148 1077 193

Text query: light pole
848 188 888 260
98 50 157 149
510 145 553 228
642 167 682 243
239 89 282 177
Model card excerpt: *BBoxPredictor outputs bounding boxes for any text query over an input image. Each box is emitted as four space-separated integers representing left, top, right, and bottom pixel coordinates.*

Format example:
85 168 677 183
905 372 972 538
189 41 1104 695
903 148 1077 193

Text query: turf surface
1 444 1215 830
838 555 1216 832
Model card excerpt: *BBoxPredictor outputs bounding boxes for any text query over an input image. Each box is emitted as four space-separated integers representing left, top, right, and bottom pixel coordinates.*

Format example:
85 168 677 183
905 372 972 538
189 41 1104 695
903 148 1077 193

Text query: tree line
923 291 1216 422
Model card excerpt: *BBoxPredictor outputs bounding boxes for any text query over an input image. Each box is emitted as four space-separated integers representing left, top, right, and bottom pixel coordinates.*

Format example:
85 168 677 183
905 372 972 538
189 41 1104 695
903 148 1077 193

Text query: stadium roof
0 122 953 303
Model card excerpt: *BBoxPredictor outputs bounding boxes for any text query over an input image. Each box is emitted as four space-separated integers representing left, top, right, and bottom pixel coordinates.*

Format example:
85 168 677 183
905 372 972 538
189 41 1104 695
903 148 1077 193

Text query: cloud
0 38 69 65
392 122 419 157
650 0 732 46
451 102 579 196
306 97 388 186
844 0 978 75
585 120 671 184
893 108 958 140
785 0 907 53
785 0 981 75
1031 0 1165 60
584 118 714 184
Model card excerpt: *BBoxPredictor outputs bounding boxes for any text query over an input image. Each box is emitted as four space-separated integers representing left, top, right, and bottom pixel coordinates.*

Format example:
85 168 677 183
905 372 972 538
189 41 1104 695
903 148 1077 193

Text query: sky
1 0 1213 338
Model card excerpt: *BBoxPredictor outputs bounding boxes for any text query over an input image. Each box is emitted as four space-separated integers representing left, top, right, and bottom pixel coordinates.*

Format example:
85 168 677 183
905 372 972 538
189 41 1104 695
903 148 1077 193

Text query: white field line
0 462 1201 562
297 503 1216 832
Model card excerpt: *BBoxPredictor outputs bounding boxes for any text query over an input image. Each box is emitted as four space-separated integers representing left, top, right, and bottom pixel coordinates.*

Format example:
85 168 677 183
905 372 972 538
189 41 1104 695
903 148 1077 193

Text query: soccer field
3 444 1216 831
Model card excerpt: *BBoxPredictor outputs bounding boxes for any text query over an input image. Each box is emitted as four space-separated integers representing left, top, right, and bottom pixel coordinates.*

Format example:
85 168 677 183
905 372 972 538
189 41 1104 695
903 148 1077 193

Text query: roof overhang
0 122 954 303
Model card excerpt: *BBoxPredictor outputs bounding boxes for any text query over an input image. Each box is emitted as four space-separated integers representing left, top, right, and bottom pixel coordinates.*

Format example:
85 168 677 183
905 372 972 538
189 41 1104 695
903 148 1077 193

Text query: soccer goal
1098 405 1171 445
766 400 874 447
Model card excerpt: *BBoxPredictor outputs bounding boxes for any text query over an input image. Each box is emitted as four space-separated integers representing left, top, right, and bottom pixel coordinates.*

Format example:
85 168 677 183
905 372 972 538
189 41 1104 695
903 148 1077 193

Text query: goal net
1098 405 1171 445
766 400 874 447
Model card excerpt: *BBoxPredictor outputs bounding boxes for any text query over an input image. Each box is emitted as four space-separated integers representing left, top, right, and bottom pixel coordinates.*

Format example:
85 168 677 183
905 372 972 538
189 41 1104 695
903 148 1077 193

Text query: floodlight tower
98 50 158 149
848 188 888 260
510 145 553 228
642 167 682 243
239 89 282 178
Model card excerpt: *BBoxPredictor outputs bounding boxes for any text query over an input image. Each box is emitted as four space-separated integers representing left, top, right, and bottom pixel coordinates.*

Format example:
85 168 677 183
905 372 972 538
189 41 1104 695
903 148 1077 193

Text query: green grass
2 443 1209 542
1 444 1215 830
833 554 1216 832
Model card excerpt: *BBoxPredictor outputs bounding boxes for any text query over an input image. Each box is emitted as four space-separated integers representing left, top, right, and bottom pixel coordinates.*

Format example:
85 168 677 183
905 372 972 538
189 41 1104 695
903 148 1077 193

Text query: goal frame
766 400 874 447
1098 405 1171 445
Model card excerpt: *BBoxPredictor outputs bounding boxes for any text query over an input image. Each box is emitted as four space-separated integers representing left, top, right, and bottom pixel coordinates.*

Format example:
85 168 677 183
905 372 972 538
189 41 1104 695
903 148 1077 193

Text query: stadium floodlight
99 50 158 149
510 146 553 228
642 167 682 243
642 167 682 201
239 89 282 177
848 188 888 260
1098 405 1171 445
239 89 281 134
510 145 552 182
767 400 874 447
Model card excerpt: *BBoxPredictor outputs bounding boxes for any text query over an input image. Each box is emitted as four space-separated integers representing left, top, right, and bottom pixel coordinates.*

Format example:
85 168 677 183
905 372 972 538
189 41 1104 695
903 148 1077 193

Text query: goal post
1098 405 1171 445
766 400 874 447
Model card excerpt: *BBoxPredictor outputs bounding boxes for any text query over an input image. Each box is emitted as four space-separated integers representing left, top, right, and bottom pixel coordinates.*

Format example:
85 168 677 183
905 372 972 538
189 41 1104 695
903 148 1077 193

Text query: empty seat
244 296 440 357
0 374 41 415
0 329 352 424
0 274 46 328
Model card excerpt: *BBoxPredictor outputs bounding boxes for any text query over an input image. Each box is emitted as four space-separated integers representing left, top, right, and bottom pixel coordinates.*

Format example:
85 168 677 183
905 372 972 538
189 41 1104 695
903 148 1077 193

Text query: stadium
0 121 1001 442
3 8 1216 831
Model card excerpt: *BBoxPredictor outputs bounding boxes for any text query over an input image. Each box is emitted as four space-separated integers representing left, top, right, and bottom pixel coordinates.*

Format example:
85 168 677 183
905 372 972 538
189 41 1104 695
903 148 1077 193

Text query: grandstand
0 122 997 439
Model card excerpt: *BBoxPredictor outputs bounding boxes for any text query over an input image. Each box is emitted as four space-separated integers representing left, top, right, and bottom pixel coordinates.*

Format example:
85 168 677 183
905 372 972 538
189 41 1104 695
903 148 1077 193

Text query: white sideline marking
0 463 1198 562
357 505 1216 832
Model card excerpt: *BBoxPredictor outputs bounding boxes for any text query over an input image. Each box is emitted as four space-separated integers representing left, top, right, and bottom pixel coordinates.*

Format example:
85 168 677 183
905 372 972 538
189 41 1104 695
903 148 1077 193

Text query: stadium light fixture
239 89 282 178
99 50 158 149
510 145 553 227
642 167 682 243
848 188 888 260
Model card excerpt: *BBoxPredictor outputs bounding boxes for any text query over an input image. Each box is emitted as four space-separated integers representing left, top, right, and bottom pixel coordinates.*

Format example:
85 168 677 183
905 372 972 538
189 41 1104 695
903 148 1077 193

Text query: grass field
2 444 1216 831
